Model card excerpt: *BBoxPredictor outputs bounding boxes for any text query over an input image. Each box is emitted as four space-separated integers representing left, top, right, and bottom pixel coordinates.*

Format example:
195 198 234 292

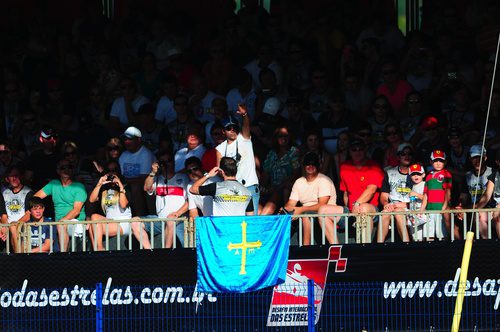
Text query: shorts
142 215 184 247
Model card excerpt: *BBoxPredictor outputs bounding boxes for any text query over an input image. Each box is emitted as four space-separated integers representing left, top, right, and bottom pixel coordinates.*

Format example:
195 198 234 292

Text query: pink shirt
376 80 413 112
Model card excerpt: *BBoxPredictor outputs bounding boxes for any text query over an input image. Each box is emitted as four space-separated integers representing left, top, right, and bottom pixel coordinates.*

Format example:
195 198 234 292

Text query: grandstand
0 0 499 330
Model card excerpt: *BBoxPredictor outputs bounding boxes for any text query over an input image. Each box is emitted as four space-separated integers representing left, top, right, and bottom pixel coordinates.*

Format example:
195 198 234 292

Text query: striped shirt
424 169 452 210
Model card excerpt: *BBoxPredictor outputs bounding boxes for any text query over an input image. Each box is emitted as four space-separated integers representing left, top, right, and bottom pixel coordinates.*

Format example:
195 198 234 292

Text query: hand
409 191 418 197
383 203 395 212
113 176 123 188
454 203 464 221
151 162 159 174
352 204 362 214
236 104 248 117
206 167 220 178
97 175 111 186
0 227 7 241
167 212 180 219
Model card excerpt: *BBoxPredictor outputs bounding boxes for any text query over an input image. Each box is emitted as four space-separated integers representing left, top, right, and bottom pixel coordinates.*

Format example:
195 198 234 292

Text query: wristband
241 113 247 117
203 172 209 178
353 201 361 207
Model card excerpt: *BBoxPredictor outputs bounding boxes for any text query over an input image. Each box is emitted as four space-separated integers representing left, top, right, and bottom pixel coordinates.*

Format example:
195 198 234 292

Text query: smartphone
447 72 457 80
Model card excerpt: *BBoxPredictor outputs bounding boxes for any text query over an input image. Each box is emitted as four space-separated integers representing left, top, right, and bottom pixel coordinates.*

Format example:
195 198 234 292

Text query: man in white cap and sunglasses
118 126 155 216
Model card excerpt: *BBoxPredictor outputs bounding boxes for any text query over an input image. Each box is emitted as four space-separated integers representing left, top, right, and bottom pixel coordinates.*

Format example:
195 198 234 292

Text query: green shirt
42 180 87 221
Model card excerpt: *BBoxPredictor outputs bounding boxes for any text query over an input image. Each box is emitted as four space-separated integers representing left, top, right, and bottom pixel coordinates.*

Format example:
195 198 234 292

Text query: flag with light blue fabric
196 215 291 293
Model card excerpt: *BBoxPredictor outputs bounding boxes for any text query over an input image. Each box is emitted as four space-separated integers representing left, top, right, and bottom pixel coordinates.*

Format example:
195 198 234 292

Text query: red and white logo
266 246 347 326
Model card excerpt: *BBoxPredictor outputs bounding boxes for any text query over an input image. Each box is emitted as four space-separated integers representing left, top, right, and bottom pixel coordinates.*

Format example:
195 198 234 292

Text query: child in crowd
408 163 427 241
25 197 58 253
420 150 452 240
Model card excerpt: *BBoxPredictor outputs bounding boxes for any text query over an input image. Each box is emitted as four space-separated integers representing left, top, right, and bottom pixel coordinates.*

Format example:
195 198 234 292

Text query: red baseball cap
409 163 425 175
420 116 439 130
430 150 446 161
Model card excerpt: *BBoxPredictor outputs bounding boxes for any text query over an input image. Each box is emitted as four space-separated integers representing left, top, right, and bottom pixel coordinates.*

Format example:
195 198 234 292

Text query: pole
451 232 474 332
307 279 315 332
96 282 103 332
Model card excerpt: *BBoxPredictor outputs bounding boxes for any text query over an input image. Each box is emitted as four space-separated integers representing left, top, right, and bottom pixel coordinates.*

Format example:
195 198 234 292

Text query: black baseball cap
302 152 320 168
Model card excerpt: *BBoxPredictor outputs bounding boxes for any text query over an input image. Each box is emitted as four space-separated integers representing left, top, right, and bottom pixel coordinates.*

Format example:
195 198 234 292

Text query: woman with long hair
88 161 131 251
261 125 301 215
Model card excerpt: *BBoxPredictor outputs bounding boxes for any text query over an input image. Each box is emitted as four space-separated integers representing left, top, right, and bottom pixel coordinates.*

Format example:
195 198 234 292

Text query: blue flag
196 215 291 293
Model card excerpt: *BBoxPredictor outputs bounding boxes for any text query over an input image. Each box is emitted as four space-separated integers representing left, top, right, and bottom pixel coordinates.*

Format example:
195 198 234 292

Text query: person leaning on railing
34 159 87 252
339 139 384 242
475 152 500 238
22 197 59 253
88 163 132 251
284 152 338 245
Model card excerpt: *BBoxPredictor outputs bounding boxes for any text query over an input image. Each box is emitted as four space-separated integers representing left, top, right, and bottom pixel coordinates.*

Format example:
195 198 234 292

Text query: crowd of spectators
0 0 500 251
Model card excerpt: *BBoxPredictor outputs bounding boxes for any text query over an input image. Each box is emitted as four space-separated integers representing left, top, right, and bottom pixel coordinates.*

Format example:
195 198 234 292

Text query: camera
234 152 242 163
106 174 115 182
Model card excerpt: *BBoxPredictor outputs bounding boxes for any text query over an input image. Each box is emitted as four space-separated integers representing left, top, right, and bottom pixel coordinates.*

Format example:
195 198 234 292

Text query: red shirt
340 160 384 211
201 148 218 172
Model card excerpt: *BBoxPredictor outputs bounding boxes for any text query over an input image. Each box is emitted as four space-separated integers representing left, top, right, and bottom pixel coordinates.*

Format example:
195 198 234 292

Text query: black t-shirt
26 150 59 191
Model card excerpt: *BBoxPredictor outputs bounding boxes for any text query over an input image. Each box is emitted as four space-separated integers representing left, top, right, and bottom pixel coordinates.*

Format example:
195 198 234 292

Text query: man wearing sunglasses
339 139 384 242
378 142 414 242
25 127 59 191
131 150 189 249
215 104 259 215
34 159 87 252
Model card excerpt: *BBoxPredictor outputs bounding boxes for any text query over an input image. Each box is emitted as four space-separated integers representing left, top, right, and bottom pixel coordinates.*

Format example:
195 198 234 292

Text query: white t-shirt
289 173 337 206
110 95 150 125
465 167 493 204
174 144 207 173
216 134 259 187
148 173 189 217
187 176 221 216
2 186 33 223
155 96 176 125
190 91 220 123
119 145 156 178
102 189 132 220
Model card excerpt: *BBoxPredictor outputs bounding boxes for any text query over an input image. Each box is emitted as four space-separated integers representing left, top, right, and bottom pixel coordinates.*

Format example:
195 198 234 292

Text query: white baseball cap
122 126 142 139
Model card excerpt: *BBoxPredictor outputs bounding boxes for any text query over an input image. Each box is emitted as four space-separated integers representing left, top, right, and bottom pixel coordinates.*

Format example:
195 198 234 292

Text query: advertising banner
1 241 499 331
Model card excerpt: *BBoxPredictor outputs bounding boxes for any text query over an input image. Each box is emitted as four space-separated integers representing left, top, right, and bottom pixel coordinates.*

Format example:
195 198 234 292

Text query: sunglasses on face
187 166 201 174
58 164 74 171
108 145 121 151
411 173 423 176
373 104 387 109
432 159 445 163
224 125 239 132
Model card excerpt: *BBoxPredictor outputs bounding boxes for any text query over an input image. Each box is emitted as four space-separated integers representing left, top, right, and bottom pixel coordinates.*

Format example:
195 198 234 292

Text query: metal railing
1 208 498 253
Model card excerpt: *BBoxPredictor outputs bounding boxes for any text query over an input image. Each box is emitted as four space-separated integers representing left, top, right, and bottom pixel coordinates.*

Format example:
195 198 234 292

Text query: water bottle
408 196 417 227
409 196 417 211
